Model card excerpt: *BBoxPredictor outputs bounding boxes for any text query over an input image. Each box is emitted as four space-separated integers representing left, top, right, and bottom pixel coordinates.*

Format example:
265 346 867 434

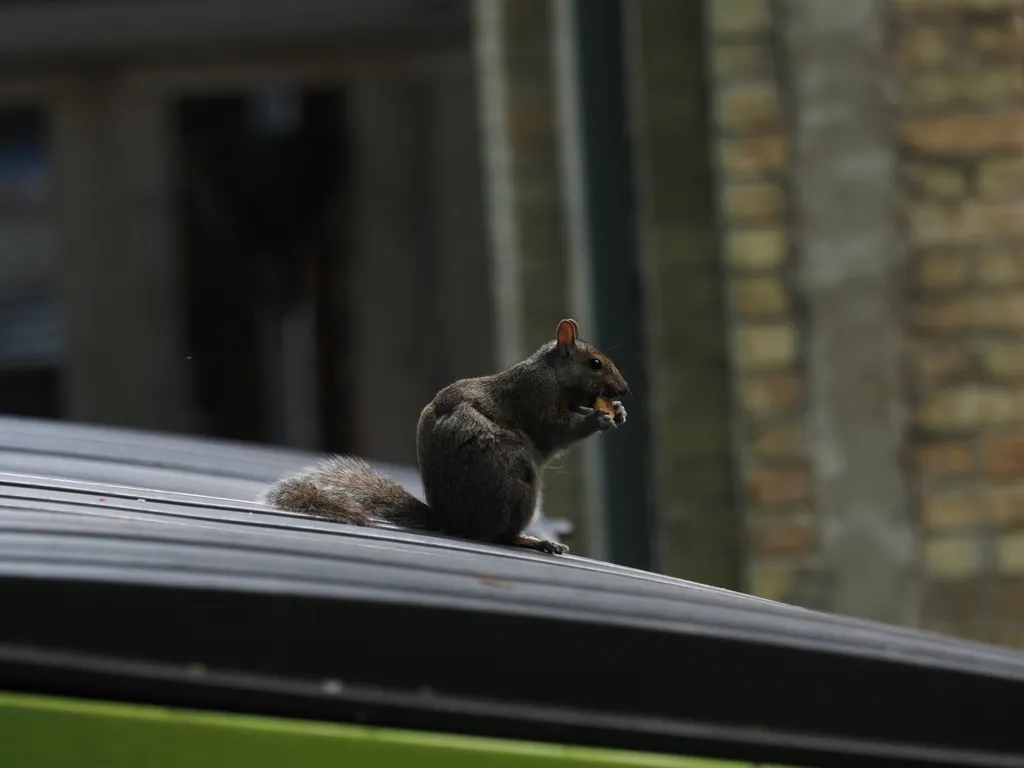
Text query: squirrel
261 319 628 555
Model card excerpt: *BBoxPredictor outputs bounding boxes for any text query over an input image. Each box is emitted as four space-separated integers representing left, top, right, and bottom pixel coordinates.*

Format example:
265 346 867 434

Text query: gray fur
262 319 628 555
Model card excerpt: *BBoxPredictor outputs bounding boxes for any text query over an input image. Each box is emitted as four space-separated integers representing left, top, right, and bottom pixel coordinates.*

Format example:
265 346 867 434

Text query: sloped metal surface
0 468 1017 671
0 417 1023 767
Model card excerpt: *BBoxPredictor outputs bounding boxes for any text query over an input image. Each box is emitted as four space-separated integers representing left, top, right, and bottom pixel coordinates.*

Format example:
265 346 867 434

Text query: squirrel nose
607 376 628 397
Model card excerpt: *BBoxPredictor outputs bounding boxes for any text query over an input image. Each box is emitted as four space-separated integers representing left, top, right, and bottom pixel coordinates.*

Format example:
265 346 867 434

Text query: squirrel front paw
574 405 616 431
612 400 626 425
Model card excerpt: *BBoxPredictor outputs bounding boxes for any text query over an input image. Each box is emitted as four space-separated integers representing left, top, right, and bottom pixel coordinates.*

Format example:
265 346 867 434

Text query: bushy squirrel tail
260 455 433 529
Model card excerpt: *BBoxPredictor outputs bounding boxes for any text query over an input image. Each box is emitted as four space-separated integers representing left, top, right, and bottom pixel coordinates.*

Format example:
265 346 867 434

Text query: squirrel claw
513 535 570 555
575 404 615 430
612 401 627 425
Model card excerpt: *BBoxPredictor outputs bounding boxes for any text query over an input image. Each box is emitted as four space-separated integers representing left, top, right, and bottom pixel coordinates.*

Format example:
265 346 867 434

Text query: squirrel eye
588 357 603 371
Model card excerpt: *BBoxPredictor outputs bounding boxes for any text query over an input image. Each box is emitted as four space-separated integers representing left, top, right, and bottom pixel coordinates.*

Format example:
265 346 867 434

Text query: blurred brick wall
706 0 1024 645
628 0 742 586
704 0 814 601
474 0 1024 644
897 0 1024 645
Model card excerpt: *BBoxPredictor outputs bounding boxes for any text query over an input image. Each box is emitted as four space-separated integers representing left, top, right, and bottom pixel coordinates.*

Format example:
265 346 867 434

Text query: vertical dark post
569 0 654 570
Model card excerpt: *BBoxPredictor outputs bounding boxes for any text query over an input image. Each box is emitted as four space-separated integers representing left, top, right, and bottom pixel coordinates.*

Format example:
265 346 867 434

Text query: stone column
782 0 914 624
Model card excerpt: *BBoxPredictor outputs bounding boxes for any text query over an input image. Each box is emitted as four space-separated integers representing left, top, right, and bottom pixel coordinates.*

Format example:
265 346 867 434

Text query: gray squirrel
262 319 628 555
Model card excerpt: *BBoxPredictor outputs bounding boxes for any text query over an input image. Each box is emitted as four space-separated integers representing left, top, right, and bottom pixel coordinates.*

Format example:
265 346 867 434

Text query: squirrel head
550 318 629 402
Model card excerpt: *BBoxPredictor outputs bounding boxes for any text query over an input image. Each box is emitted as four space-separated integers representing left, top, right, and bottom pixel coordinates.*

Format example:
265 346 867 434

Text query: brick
913 252 970 291
992 623 1024 649
924 535 984 579
896 0 1021 10
739 373 803 417
923 489 987 530
979 486 1024 527
733 324 797 370
978 158 1024 198
915 442 974 478
730 276 789 317
897 27 950 67
908 69 1023 109
974 68 1024 103
659 372 732 414
647 225 717 268
999 533 1024 575
978 342 1024 380
718 134 787 176
968 0 1024 8
667 461 734 504
722 182 785 222
996 580 1024 616
749 420 805 460
912 292 1024 332
983 436 1024 478
908 342 970 386
658 322 730 366
971 25 1016 56
505 106 556 140
747 512 817 555
993 626 1024 650
921 582 983 630
923 489 977 530
908 201 1024 247
924 485 1024 529
718 84 781 132
977 250 1024 286
654 273 725 317
708 0 770 37
917 386 1024 430
712 43 772 81
725 228 788 271
747 467 810 507
902 111 1024 155
903 163 966 201
661 417 732 461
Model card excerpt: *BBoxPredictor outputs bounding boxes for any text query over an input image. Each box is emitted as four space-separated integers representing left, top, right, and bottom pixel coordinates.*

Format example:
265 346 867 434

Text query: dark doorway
0 105 61 420
175 89 353 451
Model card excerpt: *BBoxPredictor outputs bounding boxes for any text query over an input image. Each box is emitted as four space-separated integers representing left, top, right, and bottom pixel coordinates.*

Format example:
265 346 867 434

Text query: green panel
0 691 797 768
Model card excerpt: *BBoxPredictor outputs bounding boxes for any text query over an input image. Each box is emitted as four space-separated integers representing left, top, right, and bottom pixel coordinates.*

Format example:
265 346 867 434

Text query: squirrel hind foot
511 535 569 555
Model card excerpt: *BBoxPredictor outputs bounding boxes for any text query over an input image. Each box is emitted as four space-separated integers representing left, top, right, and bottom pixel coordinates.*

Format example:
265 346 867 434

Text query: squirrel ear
556 318 578 349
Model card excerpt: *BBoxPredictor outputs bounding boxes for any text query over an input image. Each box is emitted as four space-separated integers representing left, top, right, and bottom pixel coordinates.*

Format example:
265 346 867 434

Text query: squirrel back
262 318 628 555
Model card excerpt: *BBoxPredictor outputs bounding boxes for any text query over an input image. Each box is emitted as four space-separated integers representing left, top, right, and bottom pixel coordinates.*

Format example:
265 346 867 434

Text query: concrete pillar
782 0 915 625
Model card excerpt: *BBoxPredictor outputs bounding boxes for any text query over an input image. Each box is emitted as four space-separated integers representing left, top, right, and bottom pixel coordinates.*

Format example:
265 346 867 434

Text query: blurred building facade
0 0 494 460
1 0 1023 647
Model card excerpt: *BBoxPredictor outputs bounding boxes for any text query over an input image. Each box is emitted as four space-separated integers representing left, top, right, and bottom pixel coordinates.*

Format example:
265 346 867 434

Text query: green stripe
0 690 795 768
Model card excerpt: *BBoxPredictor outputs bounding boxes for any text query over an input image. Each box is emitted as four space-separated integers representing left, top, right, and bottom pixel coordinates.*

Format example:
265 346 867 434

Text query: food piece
593 396 616 419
